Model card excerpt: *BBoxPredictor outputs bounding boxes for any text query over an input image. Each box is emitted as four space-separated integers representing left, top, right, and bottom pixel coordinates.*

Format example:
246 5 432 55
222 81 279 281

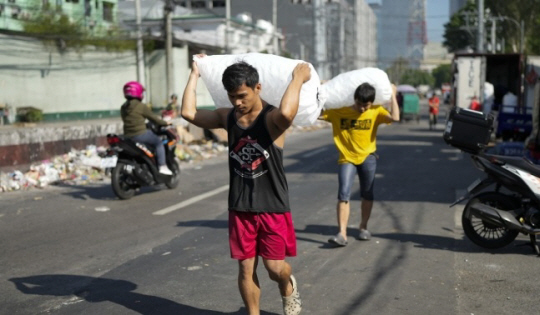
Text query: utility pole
165 0 174 98
225 0 230 53
135 0 145 86
476 0 484 53
272 0 278 55
313 0 327 80
338 2 345 73
490 18 496 52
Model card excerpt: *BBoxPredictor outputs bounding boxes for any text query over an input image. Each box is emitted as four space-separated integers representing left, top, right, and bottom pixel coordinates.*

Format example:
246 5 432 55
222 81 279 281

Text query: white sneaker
159 165 173 175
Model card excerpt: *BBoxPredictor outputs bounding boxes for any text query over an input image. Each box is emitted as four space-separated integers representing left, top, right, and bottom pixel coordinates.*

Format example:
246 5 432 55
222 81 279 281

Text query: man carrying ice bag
181 54 310 315
320 68 399 247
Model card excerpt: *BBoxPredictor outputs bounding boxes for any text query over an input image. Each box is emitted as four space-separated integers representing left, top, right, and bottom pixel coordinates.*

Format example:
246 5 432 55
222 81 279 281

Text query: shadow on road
56 182 167 201
376 232 538 256
292 224 538 255
9 274 279 315
176 219 228 229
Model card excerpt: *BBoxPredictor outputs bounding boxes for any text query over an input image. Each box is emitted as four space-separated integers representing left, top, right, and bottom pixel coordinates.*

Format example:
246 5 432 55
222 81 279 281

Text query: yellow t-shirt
322 105 391 165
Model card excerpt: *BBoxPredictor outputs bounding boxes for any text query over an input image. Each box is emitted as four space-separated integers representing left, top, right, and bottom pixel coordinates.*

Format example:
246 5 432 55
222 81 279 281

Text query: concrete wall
0 34 134 115
0 120 123 169
0 34 219 169
0 34 217 118
147 46 216 109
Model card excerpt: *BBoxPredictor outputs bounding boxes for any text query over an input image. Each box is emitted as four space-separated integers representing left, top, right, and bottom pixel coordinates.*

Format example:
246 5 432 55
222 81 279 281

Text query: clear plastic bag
321 68 392 109
194 53 325 126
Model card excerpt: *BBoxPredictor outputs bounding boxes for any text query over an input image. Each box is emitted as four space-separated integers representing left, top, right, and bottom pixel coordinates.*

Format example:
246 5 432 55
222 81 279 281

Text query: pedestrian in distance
181 55 311 315
396 91 404 122
321 83 400 246
162 93 179 121
470 95 482 112
428 93 440 130
121 81 173 175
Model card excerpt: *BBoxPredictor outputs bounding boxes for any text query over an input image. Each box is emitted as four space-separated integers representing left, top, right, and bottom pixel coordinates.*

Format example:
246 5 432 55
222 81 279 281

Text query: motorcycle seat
489 154 540 178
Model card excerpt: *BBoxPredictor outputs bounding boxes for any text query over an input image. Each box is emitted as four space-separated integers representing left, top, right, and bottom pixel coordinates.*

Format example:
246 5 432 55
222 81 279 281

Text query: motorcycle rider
121 81 173 175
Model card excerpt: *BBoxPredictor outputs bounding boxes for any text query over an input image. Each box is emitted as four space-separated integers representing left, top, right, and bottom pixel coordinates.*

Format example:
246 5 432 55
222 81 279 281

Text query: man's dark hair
222 61 259 92
354 83 376 104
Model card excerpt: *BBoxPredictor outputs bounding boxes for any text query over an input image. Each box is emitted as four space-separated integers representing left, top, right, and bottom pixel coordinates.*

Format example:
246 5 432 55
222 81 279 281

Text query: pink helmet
123 81 145 99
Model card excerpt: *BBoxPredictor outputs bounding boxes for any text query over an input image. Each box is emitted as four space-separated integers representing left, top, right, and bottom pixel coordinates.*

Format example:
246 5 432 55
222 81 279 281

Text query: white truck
450 53 531 141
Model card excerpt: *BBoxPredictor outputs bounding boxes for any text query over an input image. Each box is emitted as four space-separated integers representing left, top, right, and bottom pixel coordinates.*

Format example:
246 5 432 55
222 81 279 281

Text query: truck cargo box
443 107 494 154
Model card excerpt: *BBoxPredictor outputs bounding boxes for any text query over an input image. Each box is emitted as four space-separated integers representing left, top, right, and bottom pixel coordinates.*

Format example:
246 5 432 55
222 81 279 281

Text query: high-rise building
371 0 426 70
163 0 377 80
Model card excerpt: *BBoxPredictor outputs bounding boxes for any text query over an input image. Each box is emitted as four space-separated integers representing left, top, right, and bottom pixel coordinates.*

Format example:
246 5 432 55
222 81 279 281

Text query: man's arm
269 63 312 131
385 84 400 122
181 59 227 129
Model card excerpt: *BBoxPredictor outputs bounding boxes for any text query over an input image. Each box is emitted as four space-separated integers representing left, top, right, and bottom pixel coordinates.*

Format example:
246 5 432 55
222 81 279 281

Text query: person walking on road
428 93 440 130
181 56 311 315
321 83 399 246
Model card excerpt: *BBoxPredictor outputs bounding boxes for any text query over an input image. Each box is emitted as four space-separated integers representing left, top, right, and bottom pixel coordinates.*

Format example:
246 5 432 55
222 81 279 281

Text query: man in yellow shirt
321 83 399 246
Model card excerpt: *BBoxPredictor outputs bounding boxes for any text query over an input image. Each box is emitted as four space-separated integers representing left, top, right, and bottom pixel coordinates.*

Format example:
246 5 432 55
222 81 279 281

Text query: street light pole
520 19 524 54
499 16 524 54
476 0 484 53
272 0 278 55
165 0 174 99
135 0 145 86
225 0 230 53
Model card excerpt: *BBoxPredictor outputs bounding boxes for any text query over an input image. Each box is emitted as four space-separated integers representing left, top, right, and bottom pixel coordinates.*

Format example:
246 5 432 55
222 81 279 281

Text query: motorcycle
451 152 540 255
102 123 181 199
445 107 540 255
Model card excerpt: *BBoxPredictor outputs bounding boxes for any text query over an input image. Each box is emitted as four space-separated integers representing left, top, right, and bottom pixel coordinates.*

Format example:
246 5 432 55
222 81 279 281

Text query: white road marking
302 147 327 158
152 185 229 215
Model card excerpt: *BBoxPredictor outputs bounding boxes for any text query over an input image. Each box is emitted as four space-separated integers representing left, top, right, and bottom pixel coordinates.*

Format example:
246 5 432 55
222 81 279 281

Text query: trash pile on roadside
0 141 228 193
0 121 329 193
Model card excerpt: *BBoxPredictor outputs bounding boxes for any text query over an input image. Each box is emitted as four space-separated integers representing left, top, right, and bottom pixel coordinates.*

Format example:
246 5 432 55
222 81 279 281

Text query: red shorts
229 211 297 260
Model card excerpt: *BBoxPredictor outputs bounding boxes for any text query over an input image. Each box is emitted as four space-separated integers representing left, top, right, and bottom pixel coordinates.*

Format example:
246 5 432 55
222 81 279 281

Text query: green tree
431 64 452 88
442 1 477 53
400 69 434 87
483 0 539 54
385 58 409 84
529 15 540 53
23 1 136 52
443 0 540 54
23 7 86 52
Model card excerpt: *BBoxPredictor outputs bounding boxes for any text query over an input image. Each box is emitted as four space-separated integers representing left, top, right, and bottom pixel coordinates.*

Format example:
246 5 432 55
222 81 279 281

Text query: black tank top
227 105 290 213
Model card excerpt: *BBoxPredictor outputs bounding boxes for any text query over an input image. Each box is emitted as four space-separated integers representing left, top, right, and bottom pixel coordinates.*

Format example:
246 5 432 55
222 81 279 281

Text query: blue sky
426 0 450 43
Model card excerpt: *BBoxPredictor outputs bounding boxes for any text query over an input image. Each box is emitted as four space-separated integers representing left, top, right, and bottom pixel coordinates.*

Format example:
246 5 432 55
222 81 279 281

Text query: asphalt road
1 105 539 315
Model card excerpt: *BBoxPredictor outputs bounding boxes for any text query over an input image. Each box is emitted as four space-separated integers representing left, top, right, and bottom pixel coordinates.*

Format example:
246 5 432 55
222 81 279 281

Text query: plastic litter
0 120 329 193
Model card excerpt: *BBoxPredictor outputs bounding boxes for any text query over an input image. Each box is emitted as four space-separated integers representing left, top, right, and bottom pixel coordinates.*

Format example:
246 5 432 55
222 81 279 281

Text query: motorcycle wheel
165 157 181 189
462 192 520 249
111 162 138 200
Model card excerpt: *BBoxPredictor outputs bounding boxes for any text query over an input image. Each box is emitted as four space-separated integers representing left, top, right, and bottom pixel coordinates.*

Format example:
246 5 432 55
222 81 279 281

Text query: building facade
0 0 118 34
371 0 426 70
156 0 377 80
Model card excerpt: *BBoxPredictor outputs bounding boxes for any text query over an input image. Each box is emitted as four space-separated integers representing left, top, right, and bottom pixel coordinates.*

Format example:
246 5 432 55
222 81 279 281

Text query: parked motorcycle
444 107 540 255
450 153 540 255
102 123 180 199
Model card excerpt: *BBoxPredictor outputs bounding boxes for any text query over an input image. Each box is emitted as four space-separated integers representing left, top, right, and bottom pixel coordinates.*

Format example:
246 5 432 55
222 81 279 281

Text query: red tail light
107 136 121 145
